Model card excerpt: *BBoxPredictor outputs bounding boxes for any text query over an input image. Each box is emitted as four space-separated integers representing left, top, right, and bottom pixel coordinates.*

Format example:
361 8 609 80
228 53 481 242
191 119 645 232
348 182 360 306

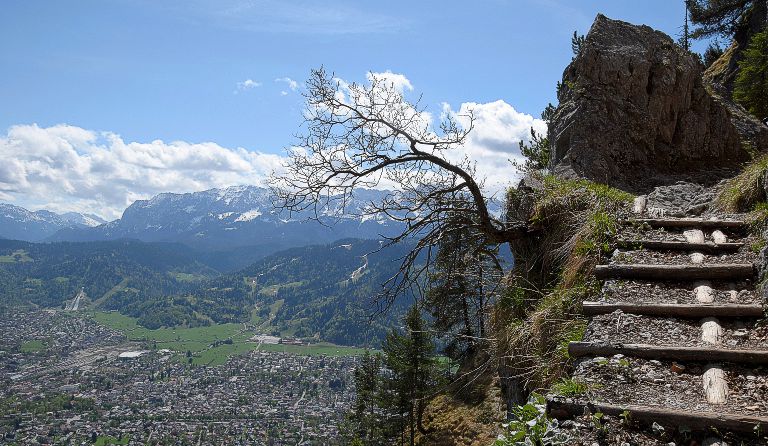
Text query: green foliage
703 41 725 66
715 154 768 212
734 29 768 120
381 306 440 444
425 224 500 362
494 394 569 446
686 0 761 39
571 31 586 58
551 378 587 396
518 129 550 171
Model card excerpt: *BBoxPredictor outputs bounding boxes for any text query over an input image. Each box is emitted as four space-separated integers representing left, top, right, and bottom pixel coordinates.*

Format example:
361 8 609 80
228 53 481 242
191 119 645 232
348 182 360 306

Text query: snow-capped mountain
49 186 406 253
0 203 107 242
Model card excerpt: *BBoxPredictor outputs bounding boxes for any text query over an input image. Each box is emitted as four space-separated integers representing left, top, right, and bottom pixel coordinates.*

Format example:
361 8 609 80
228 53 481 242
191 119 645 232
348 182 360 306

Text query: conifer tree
380 306 438 445
425 222 501 362
734 30 768 119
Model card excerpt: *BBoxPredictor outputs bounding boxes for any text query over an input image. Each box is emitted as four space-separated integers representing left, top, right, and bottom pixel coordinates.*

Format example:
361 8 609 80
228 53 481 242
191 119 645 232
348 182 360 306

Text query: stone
632 195 647 214
689 252 705 264
646 183 715 217
548 15 763 192
711 230 727 244
683 229 705 244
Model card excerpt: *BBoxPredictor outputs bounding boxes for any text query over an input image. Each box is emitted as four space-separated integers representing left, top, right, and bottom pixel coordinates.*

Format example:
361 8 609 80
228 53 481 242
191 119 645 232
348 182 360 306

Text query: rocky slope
548 14 767 193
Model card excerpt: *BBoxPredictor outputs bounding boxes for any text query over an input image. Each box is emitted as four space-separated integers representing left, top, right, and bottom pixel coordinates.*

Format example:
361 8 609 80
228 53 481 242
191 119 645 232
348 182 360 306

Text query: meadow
91 311 370 366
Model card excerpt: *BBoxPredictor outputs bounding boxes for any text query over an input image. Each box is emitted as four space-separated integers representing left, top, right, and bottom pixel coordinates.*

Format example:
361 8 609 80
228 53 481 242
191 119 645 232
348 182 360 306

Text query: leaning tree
270 68 527 304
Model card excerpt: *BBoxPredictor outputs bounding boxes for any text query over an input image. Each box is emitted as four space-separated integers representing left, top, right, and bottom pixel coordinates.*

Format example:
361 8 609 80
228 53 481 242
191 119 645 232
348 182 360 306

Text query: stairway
547 203 768 437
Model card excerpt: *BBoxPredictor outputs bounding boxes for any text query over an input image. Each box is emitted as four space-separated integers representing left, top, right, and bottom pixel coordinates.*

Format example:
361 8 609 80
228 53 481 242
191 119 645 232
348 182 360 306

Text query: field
20 339 47 353
91 311 370 366
0 249 33 263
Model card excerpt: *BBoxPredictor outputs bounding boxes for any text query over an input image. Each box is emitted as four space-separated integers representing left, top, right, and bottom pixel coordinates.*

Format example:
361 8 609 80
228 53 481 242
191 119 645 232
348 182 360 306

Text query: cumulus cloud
440 100 546 193
318 71 544 195
367 70 413 93
0 124 284 219
235 79 262 92
275 77 299 93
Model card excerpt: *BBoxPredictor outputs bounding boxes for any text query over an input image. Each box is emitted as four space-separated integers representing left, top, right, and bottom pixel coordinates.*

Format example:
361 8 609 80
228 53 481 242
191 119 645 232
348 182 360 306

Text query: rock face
549 14 766 193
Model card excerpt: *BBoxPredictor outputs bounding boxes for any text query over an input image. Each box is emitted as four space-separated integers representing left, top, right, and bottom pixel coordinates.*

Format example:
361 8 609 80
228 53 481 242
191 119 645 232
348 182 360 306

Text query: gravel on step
599 280 759 304
611 249 757 265
573 356 768 416
585 312 768 349
619 225 752 244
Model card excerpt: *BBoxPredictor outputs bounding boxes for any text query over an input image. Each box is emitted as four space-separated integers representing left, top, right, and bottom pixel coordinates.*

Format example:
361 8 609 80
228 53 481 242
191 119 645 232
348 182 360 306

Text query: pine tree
734 30 768 119
686 0 765 39
380 306 438 446
348 351 387 444
425 224 501 362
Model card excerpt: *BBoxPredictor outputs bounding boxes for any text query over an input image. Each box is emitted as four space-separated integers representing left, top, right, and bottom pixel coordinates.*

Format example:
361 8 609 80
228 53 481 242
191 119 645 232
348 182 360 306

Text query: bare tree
271 68 527 304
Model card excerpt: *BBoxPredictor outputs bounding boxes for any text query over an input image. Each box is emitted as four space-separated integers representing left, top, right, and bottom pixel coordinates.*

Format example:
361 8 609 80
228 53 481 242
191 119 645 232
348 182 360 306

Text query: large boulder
549 14 768 193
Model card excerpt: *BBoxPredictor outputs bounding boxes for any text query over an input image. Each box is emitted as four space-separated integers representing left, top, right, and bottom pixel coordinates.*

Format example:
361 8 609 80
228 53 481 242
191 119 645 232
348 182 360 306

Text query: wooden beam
582 302 764 318
625 218 747 230
616 240 743 253
594 263 755 280
546 397 768 433
568 342 768 364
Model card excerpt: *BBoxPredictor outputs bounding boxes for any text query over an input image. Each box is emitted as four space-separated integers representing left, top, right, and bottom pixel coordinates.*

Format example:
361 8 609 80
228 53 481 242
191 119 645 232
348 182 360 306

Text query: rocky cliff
548 14 768 193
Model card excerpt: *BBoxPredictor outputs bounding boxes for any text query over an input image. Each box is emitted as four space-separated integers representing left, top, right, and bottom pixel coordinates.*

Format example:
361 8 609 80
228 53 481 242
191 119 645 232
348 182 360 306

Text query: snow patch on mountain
235 209 262 222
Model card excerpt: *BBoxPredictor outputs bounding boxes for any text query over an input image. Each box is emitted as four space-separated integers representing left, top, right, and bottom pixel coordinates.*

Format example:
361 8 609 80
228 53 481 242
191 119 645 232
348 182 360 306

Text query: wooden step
582 301 764 318
568 342 768 364
547 397 768 433
616 239 743 253
626 218 747 230
594 263 755 280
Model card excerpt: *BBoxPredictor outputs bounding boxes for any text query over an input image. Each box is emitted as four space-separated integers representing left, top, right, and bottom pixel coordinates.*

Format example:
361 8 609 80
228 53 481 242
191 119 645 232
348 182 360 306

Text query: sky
0 0 714 219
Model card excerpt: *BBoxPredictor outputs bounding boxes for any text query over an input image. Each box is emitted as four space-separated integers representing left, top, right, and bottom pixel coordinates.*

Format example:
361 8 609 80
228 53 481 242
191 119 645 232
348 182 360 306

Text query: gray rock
548 15 766 193
645 182 715 216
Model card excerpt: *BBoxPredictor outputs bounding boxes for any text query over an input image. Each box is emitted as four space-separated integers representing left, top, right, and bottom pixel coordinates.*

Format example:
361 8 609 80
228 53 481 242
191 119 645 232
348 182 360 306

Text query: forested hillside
0 238 412 345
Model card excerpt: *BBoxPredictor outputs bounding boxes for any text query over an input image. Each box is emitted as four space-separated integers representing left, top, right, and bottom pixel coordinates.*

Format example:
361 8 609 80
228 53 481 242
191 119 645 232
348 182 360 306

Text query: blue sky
0 0 712 217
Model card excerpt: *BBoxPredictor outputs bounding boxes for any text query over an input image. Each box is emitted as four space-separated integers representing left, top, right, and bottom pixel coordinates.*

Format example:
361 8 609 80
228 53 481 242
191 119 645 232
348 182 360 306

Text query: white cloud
367 70 413 93
235 78 262 92
275 77 299 92
0 124 284 219
440 100 547 193
319 72 543 195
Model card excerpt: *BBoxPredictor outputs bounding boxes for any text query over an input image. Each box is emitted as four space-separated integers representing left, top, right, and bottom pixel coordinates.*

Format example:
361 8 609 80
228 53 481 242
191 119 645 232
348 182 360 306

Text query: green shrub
494 394 570 446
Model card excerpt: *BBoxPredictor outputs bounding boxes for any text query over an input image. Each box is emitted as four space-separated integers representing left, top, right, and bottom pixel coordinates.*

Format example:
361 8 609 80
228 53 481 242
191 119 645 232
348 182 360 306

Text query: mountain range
0 203 106 242
45 186 407 256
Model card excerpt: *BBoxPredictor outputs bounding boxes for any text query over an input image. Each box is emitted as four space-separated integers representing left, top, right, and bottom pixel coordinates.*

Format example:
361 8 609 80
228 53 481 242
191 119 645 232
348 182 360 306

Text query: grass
498 173 631 396
91 311 369 366
551 378 588 396
20 339 47 353
169 271 208 282
94 435 129 446
0 250 33 263
715 154 768 212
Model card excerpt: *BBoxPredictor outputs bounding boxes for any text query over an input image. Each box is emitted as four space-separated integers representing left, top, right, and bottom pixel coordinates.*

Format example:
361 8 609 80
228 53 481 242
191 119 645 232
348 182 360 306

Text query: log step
582 301 764 318
616 239 743 253
546 397 768 433
625 218 747 230
594 263 755 280
568 342 768 364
